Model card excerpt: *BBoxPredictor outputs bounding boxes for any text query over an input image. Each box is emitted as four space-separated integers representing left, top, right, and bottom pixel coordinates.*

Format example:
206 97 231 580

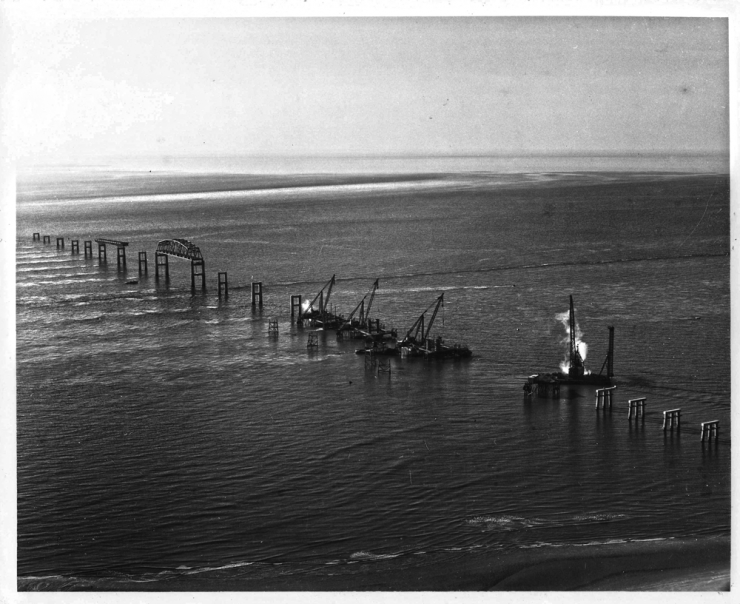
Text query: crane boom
404 294 444 343
307 275 336 313
364 279 379 322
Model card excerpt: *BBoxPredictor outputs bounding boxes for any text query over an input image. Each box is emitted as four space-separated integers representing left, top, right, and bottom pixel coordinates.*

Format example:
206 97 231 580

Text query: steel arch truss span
156 239 204 261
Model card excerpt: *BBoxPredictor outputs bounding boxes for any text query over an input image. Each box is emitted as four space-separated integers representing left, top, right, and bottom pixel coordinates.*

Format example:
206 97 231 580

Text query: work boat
524 295 614 398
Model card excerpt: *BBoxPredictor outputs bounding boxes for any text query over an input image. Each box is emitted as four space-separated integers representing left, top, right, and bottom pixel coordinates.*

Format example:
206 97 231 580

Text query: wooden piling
43 235 51 244
98 242 107 263
32 233 40 241
218 272 228 297
307 331 319 349
377 357 391 376
71 240 79 254
268 317 279 335
56 237 65 249
138 251 148 275
84 241 93 257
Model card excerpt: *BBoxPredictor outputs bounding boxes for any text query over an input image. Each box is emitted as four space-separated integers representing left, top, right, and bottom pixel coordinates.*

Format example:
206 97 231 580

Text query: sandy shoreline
44 535 727 592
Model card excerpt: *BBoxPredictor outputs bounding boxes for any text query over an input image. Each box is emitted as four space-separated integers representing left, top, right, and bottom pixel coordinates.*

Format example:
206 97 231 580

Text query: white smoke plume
555 309 589 374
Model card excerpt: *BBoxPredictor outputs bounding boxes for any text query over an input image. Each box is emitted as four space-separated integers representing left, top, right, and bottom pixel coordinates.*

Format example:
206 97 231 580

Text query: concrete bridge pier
252 282 263 306
117 246 127 269
155 252 169 281
218 272 228 297
191 259 205 292
291 295 303 323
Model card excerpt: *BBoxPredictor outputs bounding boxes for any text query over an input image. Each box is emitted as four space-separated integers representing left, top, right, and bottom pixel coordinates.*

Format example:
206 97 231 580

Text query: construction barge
524 295 613 397
294 276 471 359
355 293 472 359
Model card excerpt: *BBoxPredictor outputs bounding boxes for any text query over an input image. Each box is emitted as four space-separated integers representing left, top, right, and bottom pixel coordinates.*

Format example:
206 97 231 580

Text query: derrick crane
344 279 379 328
362 278 379 327
305 275 335 318
403 293 444 346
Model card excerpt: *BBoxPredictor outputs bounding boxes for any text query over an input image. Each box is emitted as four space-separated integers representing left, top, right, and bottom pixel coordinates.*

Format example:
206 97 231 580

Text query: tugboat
524 295 613 398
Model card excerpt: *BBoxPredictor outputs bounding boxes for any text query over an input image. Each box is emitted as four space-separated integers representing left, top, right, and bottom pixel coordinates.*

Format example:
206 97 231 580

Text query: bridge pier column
116 246 127 270
138 251 148 275
32 233 40 242
98 242 107 264
191 259 205 292
155 252 169 281
291 295 303 323
252 282 263 306
84 241 93 258
71 240 79 254
218 272 228 297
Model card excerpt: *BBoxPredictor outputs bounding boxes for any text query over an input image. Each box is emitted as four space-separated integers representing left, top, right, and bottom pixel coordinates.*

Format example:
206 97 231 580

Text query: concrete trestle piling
627 397 646 421
218 272 228 297
595 386 616 409
43 235 51 244
290 295 303 322
662 409 681 431
700 421 719 442
56 237 64 249
84 241 93 257
138 252 148 275
71 240 79 254
252 282 263 306
307 332 319 349
32 233 40 241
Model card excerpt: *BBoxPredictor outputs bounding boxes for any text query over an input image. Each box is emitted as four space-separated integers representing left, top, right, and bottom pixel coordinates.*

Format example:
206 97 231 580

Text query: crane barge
300 275 341 329
337 279 387 339
398 293 471 359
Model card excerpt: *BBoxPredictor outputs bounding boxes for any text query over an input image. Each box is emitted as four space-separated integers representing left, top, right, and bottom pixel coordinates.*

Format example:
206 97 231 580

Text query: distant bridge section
156 239 204 261
94 238 129 247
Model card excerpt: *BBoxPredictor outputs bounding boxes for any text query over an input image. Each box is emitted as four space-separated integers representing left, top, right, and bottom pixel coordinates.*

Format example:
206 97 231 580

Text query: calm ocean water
15 156 730 589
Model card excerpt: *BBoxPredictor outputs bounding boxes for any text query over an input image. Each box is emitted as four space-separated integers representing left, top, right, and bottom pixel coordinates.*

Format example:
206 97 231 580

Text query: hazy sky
4 16 730 160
